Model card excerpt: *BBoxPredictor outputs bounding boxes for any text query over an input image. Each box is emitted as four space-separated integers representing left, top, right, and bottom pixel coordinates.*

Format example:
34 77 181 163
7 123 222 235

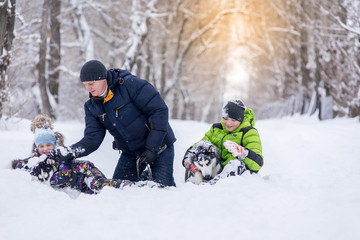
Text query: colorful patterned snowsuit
13 157 128 194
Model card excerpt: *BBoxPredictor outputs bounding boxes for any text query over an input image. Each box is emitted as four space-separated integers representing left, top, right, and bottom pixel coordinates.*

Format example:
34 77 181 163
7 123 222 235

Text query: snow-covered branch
334 16 360 35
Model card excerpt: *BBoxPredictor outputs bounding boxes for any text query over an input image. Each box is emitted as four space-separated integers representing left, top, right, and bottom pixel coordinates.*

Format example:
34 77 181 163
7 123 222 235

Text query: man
54 60 176 187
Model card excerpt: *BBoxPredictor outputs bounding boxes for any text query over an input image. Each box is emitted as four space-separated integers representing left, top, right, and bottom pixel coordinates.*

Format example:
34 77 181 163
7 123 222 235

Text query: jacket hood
242 108 255 127
107 68 132 89
31 115 53 132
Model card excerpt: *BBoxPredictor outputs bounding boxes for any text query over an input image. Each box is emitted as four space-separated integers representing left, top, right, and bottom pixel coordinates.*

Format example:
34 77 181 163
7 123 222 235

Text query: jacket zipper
115 105 125 118
98 113 107 121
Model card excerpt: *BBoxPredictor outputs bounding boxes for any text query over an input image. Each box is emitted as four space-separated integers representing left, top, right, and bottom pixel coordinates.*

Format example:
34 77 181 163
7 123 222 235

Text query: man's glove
223 140 248 160
48 146 75 164
139 149 158 165
31 161 54 182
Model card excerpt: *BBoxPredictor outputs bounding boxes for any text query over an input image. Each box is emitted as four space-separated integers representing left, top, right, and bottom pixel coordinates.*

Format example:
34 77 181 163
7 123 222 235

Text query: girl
12 115 132 194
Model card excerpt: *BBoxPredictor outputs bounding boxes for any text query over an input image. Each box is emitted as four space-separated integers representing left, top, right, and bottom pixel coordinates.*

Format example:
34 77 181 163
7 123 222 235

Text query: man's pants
113 144 176 187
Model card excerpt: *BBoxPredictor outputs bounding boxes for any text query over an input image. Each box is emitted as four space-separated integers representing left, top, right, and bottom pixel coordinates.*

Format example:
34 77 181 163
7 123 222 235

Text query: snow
1 115 360 240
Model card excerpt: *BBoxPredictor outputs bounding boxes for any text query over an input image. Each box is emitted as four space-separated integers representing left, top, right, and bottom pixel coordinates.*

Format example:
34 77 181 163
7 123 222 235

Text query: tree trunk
299 0 312 114
171 88 179 119
37 0 55 119
48 0 61 104
0 0 16 119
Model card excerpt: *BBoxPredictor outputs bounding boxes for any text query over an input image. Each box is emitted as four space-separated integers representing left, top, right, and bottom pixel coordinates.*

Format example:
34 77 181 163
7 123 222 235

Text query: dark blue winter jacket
71 69 176 157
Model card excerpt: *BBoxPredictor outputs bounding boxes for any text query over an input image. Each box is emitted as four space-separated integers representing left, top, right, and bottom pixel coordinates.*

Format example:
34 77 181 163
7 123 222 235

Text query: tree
48 0 61 104
146 0 250 122
4 0 359 122
240 0 359 120
0 0 16 119
37 0 61 119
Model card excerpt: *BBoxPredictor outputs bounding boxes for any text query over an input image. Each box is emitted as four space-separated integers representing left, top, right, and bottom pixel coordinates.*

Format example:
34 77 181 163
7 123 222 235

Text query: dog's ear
186 148 196 161
208 145 216 153
189 151 196 158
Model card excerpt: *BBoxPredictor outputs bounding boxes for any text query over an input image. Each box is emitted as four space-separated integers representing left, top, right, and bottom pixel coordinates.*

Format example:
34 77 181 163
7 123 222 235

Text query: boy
183 99 264 183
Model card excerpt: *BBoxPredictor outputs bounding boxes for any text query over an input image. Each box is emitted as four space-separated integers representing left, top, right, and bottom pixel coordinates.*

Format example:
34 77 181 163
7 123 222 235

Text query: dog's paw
194 171 203 185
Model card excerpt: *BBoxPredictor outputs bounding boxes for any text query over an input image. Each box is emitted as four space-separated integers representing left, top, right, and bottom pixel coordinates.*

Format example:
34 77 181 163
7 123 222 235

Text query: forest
1 0 359 123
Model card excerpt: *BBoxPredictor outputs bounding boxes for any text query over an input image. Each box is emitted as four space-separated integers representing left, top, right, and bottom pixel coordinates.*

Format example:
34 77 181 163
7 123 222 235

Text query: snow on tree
2 0 360 122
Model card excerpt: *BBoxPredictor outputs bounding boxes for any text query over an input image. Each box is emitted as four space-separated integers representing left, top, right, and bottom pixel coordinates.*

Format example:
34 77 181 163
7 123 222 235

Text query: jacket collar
89 88 114 104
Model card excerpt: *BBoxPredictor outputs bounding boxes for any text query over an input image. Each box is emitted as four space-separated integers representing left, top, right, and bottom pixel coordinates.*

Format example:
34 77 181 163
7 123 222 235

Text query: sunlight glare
224 50 250 101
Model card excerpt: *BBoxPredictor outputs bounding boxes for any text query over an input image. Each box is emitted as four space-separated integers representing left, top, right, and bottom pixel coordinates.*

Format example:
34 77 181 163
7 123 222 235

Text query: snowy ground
0 115 359 240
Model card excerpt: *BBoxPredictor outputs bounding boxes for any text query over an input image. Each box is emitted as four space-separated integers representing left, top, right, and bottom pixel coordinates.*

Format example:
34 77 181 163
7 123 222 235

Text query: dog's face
191 143 220 180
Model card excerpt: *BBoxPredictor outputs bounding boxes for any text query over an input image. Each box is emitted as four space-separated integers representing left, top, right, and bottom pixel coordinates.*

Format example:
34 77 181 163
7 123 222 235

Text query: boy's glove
223 140 248 160
48 146 75 164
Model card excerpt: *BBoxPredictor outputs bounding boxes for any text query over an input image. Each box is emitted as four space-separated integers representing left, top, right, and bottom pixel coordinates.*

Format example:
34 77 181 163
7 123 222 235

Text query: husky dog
183 140 222 185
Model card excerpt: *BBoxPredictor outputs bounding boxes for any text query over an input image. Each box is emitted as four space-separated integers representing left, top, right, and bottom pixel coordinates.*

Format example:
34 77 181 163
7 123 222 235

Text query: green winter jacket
202 108 263 172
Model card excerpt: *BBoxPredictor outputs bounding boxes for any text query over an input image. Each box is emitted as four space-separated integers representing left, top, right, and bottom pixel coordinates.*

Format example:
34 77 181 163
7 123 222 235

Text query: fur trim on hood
31 115 53 132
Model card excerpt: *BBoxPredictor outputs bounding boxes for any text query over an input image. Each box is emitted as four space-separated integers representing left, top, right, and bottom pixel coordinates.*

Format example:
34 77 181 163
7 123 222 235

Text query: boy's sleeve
242 129 264 172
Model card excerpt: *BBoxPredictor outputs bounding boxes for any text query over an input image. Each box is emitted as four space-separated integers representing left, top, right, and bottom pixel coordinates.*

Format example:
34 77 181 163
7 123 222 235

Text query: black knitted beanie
222 99 246 122
80 60 107 82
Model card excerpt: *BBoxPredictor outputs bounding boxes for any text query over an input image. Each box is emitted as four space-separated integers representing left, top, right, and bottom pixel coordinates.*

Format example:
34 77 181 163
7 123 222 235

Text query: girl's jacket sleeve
12 157 31 170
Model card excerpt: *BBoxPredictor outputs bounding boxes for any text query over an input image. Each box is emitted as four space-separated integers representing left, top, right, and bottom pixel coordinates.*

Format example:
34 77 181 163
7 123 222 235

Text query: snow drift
0 115 359 240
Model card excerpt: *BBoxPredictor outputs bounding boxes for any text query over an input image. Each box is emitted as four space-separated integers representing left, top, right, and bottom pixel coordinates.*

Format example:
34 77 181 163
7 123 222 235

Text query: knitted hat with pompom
34 128 56 149
31 115 56 150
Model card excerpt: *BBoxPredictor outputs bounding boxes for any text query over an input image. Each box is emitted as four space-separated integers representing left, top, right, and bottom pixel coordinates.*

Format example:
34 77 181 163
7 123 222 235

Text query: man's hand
139 149 158 164
223 140 248 160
